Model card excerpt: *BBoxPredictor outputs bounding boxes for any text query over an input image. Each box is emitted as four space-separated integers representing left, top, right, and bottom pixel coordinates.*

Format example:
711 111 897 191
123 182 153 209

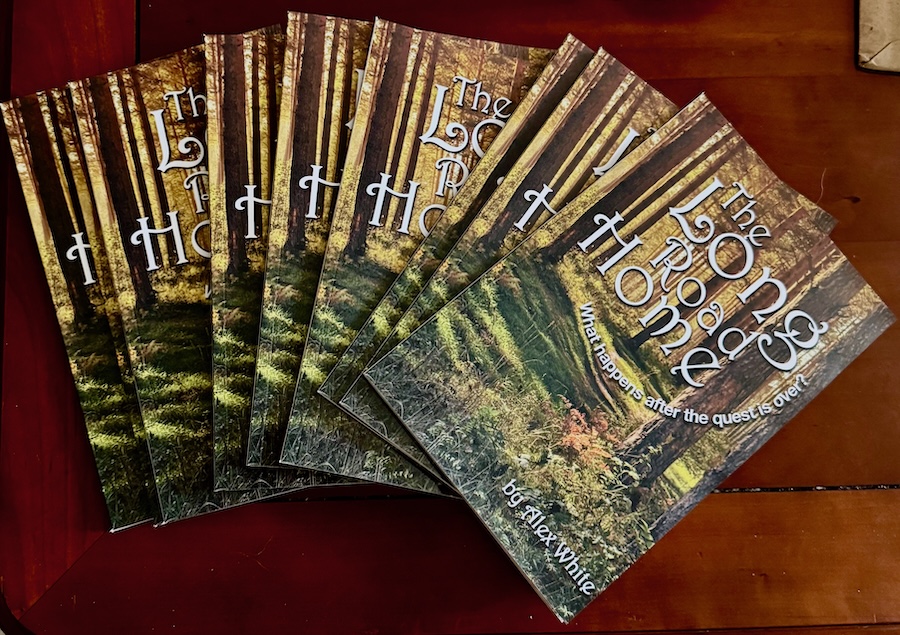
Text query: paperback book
208 27 293 493
338 47 680 443
69 47 223 522
280 18 554 482
3 90 161 530
208 24 366 496
366 95 892 621
319 35 594 459
319 35 594 405
240 14 438 493
246 13 372 469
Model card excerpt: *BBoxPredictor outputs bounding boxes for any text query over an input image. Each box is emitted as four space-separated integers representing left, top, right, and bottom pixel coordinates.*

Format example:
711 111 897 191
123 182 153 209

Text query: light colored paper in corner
859 0 900 71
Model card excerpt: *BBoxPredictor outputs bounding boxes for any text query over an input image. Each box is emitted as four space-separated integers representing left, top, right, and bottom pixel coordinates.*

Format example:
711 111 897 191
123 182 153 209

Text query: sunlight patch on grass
661 458 701 496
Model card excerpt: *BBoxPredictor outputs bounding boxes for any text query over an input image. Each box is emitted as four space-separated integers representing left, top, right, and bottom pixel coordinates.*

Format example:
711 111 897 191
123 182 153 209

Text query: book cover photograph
69 47 221 523
365 95 893 621
246 13 372 470
340 47 679 447
321 36 595 457
280 17 554 484
207 27 296 494
4 6 897 631
319 35 594 405
2 90 161 530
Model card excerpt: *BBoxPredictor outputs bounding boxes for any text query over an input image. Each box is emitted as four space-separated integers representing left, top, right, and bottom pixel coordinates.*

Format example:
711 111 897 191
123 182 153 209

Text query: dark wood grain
1 0 136 621
14 490 900 634
0 1 16 631
1 0 898 633
9 0 134 96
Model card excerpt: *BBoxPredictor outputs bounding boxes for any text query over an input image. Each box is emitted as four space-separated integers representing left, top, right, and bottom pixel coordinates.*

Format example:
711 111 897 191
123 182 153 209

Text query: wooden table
2 1 898 633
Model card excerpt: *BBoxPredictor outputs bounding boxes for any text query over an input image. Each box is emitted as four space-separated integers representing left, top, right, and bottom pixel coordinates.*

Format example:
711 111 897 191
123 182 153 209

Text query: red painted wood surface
2 1 899 634
1 0 137 631
14 490 900 634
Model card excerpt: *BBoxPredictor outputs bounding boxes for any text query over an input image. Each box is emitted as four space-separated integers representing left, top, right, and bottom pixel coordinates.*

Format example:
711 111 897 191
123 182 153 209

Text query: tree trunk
343 23 413 261
397 35 435 225
19 94 96 326
116 72 174 269
250 36 262 191
284 14 326 255
631 211 829 350
483 56 632 248
131 70 173 262
334 21 366 186
386 34 426 234
541 106 726 264
650 278 890 540
562 67 645 198
616 249 866 497
222 35 249 274
317 19 341 197
89 76 157 311
265 32 282 182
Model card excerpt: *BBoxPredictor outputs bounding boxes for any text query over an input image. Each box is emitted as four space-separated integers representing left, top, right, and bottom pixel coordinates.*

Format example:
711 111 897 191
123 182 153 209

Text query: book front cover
280 18 553 483
208 25 360 496
70 47 220 522
367 96 892 621
3 90 161 529
319 35 594 406
208 28 293 493
247 14 374 470
320 38 594 463
342 48 679 451
239 15 437 493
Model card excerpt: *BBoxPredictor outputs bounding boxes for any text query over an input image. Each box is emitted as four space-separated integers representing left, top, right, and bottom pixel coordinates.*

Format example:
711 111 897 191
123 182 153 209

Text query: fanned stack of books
3 12 893 623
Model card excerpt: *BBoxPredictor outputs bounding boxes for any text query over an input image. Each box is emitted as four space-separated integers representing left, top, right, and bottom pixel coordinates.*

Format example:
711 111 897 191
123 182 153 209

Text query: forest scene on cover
326 37 595 455
280 18 553 483
2 91 160 529
366 96 893 620
320 36 595 405
207 28 318 495
70 48 223 522
247 14 372 469
341 49 678 452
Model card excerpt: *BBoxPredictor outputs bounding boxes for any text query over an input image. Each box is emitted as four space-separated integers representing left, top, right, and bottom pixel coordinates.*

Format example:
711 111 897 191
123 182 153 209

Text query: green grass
365 254 687 618
67 321 159 528
247 256 320 466
131 300 214 522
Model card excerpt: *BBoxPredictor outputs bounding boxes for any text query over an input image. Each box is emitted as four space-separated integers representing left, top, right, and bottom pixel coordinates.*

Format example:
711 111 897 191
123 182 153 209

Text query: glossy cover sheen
247 14 373 469
341 48 681 450
324 36 595 459
207 27 353 496
321 36 595 406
